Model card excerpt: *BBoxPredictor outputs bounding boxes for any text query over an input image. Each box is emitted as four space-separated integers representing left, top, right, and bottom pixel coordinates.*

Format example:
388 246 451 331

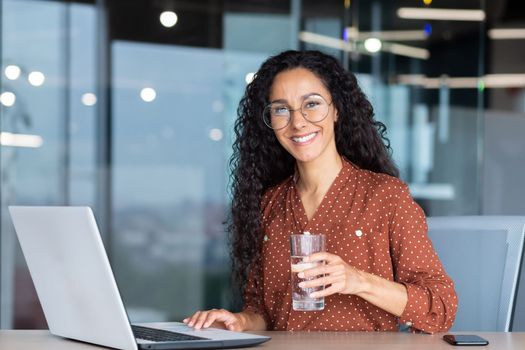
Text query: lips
291 131 318 144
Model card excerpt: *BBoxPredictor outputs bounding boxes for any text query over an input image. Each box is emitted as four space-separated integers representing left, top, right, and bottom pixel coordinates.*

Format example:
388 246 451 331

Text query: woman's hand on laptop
183 309 244 331
183 309 266 332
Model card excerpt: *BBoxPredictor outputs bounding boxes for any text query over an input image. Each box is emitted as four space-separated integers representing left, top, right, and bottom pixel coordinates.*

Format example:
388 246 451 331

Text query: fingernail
183 318 188 323
299 282 305 288
298 272 304 278
302 256 309 262
309 293 316 298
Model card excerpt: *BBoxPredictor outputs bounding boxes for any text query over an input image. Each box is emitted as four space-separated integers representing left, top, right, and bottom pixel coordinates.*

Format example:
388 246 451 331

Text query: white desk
1 330 524 349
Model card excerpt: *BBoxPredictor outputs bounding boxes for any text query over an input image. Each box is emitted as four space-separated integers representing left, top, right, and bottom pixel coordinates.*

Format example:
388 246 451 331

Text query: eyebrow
269 92 323 104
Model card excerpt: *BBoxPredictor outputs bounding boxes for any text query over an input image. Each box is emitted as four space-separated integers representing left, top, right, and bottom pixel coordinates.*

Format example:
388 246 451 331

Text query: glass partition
1 0 97 328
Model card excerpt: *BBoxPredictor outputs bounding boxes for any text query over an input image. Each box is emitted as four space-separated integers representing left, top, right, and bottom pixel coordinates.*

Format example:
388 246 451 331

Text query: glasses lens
263 104 290 130
301 95 329 122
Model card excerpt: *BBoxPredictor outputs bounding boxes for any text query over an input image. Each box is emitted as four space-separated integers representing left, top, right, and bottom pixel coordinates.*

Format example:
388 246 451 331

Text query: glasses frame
262 93 333 130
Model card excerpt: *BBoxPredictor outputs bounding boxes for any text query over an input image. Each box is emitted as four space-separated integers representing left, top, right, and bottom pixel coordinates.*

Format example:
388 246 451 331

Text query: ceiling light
5 65 21 80
300 31 429 60
140 87 156 102
349 29 427 41
397 8 486 22
0 132 43 148
397 74 525 89
364 38 382 53
483 74 525 88
488 28 525 40
81 93 97 106
28 71 45 86
245 72 255 84
0 91 16 107
209 129 223 141
299 31 354 52
386 43 430 60
160 11 178 28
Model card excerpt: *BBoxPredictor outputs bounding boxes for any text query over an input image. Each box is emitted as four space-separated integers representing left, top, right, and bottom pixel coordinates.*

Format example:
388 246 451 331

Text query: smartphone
443 334 489 346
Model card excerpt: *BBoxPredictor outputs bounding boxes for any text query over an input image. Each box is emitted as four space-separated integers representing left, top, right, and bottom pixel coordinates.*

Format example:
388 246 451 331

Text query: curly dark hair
227 50 398 307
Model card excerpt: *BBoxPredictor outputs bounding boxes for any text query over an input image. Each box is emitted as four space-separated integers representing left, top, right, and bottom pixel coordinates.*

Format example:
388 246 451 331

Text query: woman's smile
290 131 319 145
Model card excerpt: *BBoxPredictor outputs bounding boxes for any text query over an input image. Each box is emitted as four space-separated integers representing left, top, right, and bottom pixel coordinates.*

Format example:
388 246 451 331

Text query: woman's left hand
298 252 367 298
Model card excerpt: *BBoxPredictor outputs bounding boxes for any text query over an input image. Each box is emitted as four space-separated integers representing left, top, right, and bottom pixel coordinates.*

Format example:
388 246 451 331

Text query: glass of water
290 233 326 311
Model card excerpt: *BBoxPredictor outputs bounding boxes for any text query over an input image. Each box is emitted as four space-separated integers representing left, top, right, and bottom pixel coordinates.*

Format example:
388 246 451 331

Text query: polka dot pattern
242 159 458 333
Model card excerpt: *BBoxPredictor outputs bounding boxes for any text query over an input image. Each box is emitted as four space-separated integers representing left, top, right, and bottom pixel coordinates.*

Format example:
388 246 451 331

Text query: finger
300 273 343 289
184 309 209 324
203 310 234 328
202 309 220 328
193 311 212 329
309 284 342 298
224 320 243 332
300 263 344 279
186 311 202 327
203 314 220 328
304 252 339 263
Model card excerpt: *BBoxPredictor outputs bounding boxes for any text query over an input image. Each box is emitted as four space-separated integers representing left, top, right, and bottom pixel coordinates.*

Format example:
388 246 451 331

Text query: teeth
292 132 317 143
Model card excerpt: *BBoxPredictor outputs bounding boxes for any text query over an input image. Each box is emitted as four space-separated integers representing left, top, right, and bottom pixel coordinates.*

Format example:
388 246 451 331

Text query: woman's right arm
183 309 266 331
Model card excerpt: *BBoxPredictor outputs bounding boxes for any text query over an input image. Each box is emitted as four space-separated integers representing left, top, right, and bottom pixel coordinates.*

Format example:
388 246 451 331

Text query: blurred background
1 0 524 330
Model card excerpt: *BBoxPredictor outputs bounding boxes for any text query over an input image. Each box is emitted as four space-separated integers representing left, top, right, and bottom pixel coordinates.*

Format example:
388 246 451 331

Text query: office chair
427 216 525 332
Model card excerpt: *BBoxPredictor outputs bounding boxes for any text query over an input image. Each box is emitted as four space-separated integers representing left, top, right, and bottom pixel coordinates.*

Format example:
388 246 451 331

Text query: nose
289 108 307 129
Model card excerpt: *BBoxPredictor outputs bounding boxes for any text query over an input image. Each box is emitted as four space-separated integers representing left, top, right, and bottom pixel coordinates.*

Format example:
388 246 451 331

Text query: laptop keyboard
132 325 208 342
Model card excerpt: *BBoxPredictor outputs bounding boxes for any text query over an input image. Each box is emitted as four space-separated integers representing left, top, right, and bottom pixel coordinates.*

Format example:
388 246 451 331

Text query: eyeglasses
262 93 333 130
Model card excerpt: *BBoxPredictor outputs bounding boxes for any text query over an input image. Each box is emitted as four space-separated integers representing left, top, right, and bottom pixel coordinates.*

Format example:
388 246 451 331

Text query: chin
289 149 322 163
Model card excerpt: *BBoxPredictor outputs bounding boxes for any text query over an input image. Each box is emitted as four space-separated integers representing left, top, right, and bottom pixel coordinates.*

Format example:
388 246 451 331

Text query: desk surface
1 330 524 350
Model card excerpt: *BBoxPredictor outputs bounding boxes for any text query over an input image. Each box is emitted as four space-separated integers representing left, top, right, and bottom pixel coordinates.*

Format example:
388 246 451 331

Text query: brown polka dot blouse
242 159 458 333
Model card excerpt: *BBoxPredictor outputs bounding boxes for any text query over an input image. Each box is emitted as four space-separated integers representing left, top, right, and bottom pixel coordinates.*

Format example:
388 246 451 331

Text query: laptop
9 206 270 350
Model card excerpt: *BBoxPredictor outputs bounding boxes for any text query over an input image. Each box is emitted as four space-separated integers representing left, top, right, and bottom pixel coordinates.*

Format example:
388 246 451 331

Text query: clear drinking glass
290 233 326 311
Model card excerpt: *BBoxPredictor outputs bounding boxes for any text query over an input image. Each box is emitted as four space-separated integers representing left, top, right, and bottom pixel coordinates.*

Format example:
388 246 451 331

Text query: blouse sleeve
389 182 458 333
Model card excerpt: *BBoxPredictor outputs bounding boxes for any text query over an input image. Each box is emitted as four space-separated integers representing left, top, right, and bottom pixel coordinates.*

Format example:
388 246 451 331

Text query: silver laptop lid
9 206 137 350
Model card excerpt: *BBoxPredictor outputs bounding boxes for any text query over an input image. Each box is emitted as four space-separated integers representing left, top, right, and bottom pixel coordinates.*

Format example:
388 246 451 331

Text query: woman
184 50 457 333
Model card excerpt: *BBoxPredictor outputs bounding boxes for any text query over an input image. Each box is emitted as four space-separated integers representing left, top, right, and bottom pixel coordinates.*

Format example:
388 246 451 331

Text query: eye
304 100 320 109
271 105 289 115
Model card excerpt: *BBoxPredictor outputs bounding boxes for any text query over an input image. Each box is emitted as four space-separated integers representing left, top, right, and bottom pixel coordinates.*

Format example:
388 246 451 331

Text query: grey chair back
427 216 525 331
